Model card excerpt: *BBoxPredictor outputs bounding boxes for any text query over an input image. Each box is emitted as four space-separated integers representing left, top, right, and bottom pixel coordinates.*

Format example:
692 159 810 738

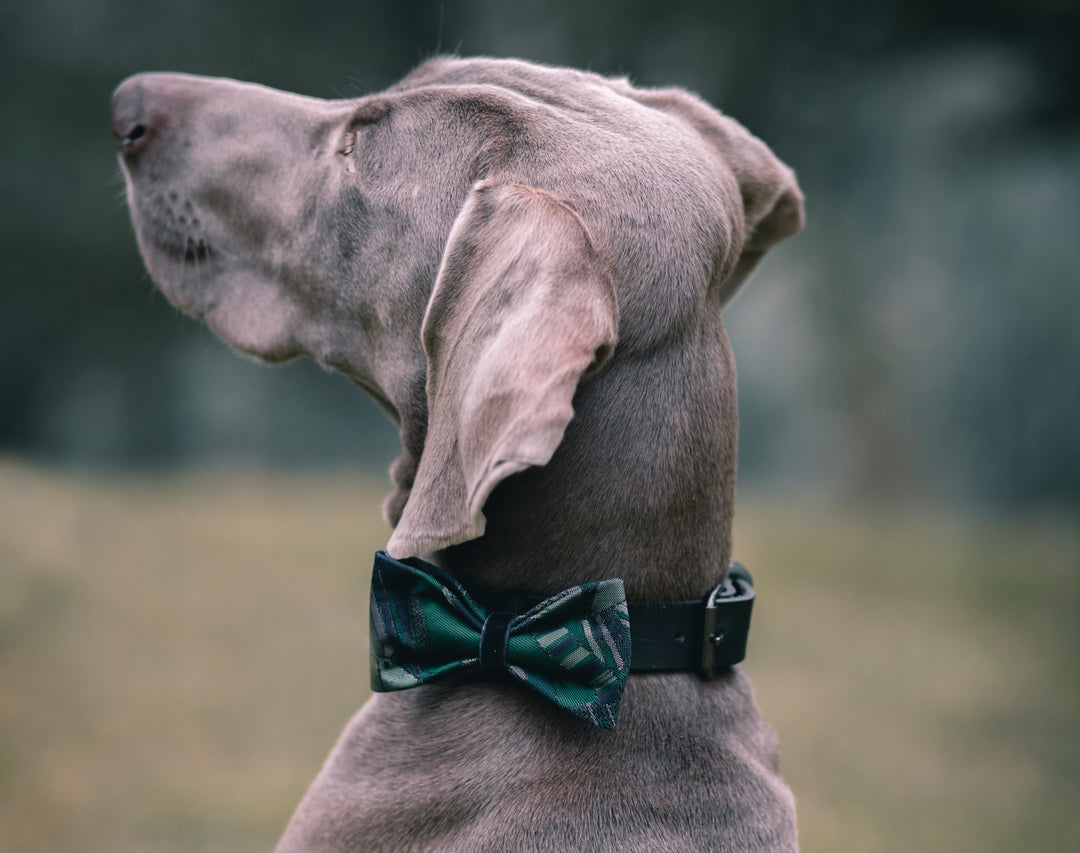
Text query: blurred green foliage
1 0 1078 508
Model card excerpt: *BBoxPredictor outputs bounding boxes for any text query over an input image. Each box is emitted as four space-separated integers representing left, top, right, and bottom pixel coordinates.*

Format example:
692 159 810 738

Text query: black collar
628 564 755 676
453 564 755 678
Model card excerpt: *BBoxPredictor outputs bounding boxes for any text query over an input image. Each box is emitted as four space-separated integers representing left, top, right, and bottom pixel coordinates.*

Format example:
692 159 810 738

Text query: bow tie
369 551 631 729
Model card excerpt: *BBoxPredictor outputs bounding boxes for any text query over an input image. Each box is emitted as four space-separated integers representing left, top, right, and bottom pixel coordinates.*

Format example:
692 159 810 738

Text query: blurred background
2 1 1077 851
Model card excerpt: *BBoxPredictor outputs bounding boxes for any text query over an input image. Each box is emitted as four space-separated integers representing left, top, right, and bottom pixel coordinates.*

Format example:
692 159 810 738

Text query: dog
112 56 804 852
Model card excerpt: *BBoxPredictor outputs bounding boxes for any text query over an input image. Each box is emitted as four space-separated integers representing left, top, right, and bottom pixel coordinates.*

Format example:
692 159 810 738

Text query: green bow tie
369 551 631 729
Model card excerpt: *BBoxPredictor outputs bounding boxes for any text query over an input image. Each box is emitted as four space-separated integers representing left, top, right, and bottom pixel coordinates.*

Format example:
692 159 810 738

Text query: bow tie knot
479 610 515 672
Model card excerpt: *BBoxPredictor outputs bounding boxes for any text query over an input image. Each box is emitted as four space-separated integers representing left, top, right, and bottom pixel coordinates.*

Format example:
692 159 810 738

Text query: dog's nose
110 74 159 158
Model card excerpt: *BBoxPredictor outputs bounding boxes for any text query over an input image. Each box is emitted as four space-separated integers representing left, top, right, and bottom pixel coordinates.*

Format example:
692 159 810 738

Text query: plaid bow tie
369 551 631 729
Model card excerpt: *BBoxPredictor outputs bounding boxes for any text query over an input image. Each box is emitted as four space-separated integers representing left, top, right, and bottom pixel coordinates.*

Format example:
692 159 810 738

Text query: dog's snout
111 73 184 158
110 75 154 157
117 122 146 152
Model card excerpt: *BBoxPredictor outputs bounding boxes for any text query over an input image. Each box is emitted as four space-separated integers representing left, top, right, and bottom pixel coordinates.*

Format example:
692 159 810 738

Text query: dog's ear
713 119 805 306
386 182 618 559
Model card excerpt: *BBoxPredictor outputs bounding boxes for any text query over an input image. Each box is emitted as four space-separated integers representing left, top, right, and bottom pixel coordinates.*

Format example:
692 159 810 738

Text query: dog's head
113 57 802 564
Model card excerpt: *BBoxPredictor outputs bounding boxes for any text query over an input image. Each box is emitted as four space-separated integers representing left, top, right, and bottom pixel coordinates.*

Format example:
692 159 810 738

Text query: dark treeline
2 0 1077 508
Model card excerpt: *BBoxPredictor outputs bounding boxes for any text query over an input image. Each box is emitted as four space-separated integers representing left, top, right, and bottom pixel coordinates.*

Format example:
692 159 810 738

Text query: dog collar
368 551 754 728
627 562 755 676
463 562 756 676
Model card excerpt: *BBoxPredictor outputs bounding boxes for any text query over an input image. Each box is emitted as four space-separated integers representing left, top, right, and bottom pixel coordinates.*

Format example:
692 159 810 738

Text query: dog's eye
337 132 357 173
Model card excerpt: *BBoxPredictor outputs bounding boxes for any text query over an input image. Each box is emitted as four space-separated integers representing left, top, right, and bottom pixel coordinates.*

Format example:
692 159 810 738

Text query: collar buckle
700 562 755 677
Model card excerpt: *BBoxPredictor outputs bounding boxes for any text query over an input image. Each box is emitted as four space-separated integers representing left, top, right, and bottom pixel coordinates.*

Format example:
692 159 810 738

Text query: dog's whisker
345 75 372 94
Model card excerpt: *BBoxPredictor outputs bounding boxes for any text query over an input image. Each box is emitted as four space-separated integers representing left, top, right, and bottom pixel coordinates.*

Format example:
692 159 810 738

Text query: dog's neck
418 323 740 604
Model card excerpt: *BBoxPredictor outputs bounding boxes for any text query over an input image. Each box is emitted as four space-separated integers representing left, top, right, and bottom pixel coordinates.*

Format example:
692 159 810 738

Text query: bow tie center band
369 550 754 729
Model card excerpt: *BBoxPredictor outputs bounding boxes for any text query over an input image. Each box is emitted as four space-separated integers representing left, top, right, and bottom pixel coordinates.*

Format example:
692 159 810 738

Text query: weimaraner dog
112 56 804 852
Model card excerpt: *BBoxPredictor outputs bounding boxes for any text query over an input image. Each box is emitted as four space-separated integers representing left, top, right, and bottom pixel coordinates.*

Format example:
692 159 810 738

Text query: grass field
1 458 1077 852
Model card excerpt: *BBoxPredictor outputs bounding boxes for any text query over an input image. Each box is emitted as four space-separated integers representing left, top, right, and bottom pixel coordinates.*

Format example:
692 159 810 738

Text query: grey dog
113 56 804 852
